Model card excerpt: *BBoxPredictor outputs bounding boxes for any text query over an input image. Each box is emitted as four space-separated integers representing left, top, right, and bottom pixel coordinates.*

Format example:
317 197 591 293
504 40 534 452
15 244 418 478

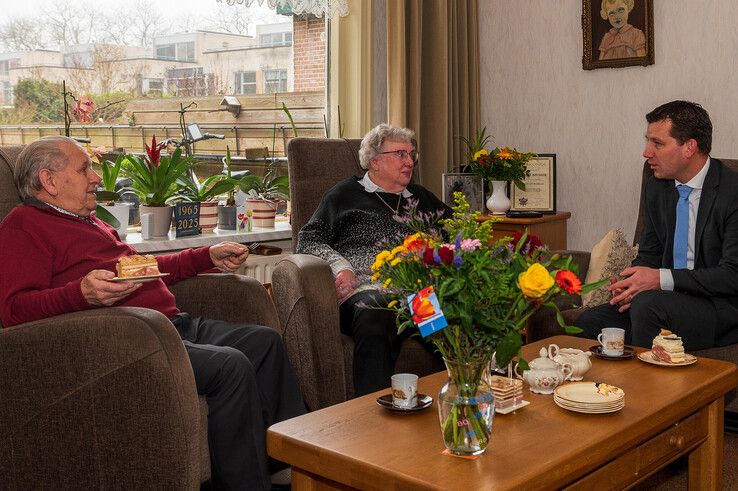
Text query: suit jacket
634 158 738 344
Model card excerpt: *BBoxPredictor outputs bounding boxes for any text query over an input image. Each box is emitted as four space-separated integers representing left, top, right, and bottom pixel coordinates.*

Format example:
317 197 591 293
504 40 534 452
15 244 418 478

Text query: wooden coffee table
267 335 738 490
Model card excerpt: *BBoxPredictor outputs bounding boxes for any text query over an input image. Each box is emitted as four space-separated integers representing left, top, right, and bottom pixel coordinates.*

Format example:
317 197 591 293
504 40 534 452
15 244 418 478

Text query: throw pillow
581 229 639 308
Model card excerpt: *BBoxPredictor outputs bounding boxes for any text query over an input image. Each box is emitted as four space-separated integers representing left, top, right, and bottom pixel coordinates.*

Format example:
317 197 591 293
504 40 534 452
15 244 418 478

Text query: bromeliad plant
462 127 535 190
123 135 194 207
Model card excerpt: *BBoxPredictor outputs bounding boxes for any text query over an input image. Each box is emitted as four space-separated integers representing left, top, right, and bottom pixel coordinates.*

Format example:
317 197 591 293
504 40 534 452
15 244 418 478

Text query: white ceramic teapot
514 347 573 395
550 344 592 381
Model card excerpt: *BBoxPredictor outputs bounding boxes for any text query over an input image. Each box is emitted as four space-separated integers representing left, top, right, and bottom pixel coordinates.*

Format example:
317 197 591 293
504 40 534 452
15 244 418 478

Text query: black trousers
339 290 435 396
171 314 306 491
575 290 718 350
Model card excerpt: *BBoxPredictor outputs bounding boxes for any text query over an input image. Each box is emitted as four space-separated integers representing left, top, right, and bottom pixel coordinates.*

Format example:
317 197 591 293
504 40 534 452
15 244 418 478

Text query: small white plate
376 393 433 413
637 350 697 367
109 273 169 283
495 400 529 414
555 382 625 404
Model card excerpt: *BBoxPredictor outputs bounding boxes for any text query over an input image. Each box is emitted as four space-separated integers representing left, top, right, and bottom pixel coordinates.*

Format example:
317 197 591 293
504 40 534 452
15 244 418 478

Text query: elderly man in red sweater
0 136 304 490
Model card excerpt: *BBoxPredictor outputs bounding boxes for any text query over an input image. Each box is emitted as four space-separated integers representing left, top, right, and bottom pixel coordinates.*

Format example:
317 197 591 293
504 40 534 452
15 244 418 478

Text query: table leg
688 397 724 490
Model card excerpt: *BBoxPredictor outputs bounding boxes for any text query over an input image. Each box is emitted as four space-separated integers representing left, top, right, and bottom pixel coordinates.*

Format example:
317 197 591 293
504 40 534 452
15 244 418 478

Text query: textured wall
479 0 738 251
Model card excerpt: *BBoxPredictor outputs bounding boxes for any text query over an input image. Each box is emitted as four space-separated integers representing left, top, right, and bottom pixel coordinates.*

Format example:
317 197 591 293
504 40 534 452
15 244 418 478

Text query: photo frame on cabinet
510 154 556 213
582 0 654 70
442 173 484 213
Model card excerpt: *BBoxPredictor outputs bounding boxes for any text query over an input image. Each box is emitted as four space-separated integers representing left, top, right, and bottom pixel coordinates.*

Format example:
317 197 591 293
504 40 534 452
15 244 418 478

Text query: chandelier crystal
215 0 349 19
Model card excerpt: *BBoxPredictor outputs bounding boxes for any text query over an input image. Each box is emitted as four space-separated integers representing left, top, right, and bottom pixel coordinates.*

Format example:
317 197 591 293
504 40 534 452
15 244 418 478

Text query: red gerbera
555 270 582 295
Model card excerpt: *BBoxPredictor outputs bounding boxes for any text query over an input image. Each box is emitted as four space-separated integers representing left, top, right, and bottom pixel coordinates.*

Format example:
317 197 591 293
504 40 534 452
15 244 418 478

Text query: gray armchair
526 159 738 415
272 138 444 411
0 145 281 487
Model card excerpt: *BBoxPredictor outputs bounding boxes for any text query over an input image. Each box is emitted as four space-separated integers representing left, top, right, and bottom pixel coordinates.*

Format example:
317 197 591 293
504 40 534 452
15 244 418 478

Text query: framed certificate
510 154 556 213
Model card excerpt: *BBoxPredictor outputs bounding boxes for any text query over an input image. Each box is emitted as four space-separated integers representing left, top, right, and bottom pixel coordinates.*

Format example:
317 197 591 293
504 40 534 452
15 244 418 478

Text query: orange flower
403 233 432 253
555 270 582 295
496 147 514 160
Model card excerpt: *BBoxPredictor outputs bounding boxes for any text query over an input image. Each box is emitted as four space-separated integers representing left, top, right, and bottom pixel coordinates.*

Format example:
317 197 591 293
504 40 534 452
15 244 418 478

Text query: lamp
220 96 242 117
214 0 349 19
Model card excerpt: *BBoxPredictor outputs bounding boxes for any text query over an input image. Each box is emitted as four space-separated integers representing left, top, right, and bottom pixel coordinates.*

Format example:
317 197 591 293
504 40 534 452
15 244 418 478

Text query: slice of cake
116 255 160 278
652 329 686 364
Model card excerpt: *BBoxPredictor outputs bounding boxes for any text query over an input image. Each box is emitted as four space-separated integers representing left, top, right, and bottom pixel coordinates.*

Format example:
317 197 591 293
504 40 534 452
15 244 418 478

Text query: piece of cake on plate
651 329 685 363
116 254 160 278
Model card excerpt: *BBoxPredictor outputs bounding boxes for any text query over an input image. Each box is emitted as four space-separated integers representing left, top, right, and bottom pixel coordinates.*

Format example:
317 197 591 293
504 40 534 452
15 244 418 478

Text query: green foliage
90 92 132 123
177 173 238 202
122 148 194 206
238 167 290 202
13 78 65 123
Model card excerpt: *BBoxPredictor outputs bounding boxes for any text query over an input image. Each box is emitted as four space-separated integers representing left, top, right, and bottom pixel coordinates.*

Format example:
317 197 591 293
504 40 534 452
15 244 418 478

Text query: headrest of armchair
0 145 25 222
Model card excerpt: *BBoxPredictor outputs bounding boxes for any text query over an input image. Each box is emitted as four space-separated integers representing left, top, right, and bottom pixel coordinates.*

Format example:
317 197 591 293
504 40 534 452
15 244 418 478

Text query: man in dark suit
578 100 738 350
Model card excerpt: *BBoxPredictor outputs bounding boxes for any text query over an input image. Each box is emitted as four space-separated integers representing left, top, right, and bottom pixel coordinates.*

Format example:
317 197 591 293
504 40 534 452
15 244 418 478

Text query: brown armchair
271 138 444 411
0 146 282 486
526 159 738 415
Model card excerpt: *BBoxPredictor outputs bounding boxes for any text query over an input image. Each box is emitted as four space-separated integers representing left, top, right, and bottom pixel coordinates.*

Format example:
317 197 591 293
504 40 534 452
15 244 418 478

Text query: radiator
239 253 287 284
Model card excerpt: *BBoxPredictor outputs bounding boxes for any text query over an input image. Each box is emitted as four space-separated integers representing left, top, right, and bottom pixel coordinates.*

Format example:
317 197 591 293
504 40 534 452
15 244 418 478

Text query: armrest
0 307 200 488
171 273 279 330
271 254 348 410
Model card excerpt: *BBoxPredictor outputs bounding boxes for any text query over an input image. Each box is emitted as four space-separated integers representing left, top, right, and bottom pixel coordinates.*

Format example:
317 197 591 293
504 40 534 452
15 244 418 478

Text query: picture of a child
598 0 646 60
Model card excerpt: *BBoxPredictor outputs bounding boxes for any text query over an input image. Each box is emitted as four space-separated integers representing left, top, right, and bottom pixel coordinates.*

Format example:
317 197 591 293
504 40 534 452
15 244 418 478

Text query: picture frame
442 173 484 213
510 154 557 214
582 0 654 70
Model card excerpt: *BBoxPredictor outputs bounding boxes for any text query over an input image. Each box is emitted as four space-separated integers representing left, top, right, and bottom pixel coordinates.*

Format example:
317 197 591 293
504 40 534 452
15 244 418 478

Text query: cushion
581 229 638 307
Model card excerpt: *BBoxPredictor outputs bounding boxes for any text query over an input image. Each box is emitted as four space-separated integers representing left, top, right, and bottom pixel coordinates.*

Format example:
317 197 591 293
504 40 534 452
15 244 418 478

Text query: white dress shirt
359 172 413 197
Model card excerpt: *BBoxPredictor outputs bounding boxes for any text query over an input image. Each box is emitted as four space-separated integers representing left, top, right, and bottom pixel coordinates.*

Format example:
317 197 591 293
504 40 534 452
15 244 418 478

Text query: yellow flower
473 149 489 161
390 257 402 266
387 300 398 309
371 250 393 271
383 278 392 288
371 272 381 282
517 263 554 298
391 245 406 256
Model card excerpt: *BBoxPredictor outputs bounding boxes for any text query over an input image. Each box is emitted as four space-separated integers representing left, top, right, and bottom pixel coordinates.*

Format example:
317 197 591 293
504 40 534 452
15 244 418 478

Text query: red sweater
0 203 215 327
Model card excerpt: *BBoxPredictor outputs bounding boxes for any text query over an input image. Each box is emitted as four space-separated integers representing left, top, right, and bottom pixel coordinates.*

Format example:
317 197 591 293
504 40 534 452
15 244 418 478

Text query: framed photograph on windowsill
510 154 556 214
442 173 484 213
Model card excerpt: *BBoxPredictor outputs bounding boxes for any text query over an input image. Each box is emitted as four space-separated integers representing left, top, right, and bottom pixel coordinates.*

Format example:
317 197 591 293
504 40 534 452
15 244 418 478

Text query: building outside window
63 51 95 68
264 69 287 93
2 81 13 106
155 41 195 61
259 32 292 47
234 71 256 94
140 78 164 95
166 67 209 96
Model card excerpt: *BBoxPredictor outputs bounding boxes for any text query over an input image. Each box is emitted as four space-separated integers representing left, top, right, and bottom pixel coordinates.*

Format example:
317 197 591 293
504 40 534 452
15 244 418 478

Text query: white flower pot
246 198 278 228
99 202 130 240
140 205 172 237
486 180 510 215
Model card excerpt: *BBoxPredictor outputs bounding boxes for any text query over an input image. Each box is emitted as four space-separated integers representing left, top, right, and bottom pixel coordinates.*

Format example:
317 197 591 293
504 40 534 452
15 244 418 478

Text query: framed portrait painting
441 173 484 213
582 0 654 70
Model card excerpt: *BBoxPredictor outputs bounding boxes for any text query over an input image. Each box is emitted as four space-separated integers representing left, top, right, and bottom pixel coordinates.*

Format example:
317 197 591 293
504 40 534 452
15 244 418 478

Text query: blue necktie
673 184 693 269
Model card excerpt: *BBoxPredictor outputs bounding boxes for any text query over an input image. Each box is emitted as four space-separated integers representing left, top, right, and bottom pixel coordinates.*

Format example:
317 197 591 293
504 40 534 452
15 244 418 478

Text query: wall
293 16 326 92
479 0 738 251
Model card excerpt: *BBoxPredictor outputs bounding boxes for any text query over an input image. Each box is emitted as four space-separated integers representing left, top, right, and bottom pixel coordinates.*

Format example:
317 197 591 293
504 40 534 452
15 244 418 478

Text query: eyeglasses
379 149 419 163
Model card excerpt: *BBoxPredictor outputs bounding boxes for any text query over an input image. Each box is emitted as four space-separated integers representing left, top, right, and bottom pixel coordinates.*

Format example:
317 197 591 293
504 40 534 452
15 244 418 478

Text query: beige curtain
386 0 480 196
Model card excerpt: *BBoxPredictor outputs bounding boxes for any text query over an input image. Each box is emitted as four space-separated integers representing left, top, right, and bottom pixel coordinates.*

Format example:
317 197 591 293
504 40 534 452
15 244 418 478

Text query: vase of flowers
370 194 607 455
462 127 536 214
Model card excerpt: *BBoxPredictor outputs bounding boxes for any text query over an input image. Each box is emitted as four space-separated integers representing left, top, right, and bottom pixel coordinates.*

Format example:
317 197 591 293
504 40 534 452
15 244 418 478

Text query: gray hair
15 136 81 200
358 123 415 170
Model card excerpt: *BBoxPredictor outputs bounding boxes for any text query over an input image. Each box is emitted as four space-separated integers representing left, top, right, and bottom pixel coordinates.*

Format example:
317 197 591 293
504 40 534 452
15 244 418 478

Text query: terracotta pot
140 205 172 237
246 199 277 228
199 201 218 233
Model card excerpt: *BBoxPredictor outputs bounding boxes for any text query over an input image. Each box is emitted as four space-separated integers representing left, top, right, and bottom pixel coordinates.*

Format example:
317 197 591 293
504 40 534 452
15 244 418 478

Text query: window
259 32 292 47
234 71 256 94
0 59 17 75
63 51 94 68
155 42 195 61
166 67 208 96
141 78 163 95
264 69 287 93
1 81 13 106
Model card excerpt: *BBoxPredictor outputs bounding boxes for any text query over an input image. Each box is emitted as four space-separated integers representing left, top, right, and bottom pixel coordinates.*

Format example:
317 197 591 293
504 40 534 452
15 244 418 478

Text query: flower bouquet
462 127 535 191
371 194 606 454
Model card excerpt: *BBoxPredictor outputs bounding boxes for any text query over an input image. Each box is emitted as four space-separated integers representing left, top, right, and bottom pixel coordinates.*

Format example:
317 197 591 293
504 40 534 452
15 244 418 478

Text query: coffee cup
597 327 625 356
391 373 418 408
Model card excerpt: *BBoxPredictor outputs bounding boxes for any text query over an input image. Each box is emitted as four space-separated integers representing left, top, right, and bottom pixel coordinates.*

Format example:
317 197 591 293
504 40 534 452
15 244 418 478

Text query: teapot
514 347 573 395
550 344 592 381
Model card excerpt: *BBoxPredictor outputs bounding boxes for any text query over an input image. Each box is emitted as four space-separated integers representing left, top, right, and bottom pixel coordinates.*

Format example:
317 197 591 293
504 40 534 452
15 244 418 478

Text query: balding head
15 136 83 200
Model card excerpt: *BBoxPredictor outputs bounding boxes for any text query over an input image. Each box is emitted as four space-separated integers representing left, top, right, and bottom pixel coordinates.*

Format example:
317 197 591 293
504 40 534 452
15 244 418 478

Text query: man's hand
608 266 661 312
335 269 357 303
81 270 142 306
210 242 249 272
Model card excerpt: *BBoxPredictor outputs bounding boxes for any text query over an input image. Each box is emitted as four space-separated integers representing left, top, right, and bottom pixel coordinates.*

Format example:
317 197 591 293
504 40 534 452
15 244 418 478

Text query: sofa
526 159 738 417
0 145 282 487
271 137 444 411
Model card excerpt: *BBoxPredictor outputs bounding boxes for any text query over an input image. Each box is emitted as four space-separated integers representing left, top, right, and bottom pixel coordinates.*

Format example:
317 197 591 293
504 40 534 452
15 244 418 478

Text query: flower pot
140 205 172 237
246 198 278 228
199 201 218 233
486 180 510 215
218 204 237 230
99 202 130 240
438 357 495 456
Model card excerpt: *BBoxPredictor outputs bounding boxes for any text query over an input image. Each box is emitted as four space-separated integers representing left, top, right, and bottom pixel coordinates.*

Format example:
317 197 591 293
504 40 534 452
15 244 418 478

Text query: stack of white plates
554 382 625 414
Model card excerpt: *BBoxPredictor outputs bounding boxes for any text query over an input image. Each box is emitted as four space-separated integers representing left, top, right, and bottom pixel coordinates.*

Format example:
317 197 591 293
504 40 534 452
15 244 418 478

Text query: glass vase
438 357 495 455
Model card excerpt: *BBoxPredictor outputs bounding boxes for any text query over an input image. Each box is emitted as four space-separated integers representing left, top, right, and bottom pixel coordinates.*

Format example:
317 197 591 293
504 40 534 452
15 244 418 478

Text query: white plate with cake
110 254 168 283
109 273 169 283
637 329 697 366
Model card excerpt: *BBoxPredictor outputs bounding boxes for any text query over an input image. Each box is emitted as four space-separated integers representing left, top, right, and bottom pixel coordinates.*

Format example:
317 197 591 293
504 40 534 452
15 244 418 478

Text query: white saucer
109 273 169 283
495 400 529 414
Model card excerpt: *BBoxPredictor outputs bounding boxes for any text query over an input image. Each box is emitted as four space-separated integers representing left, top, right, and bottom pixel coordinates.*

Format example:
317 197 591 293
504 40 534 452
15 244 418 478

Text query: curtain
386 0 479 196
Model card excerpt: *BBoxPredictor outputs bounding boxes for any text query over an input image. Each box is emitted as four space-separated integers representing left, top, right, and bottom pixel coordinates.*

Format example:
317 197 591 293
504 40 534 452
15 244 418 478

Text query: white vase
140 205 172 237
99 202 130 240
486 181 510 215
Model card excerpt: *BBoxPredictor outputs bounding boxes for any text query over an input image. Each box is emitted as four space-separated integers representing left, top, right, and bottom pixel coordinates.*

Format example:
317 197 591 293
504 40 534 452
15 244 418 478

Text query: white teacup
391 373 418 408
598 327 625 356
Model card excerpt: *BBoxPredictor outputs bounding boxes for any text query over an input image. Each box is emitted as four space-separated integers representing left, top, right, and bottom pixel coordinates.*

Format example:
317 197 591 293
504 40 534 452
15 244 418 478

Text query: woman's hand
335 269 357 303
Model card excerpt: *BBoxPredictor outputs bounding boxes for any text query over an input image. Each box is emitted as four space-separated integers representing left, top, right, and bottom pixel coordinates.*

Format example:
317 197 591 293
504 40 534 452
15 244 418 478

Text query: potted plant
177 172 238 233
95 154 131 239
122 135 193 237
238 163 289 229
217 146 239 230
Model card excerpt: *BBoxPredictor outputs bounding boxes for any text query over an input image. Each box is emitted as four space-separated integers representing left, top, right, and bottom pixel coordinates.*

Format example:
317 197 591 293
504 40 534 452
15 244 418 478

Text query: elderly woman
296 123 450 396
